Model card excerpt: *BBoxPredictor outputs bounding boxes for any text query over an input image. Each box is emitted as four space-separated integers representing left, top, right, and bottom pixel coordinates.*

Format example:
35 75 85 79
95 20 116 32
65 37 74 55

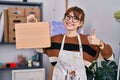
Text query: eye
66 15 71 19
64 15 71 20
73 16 79 20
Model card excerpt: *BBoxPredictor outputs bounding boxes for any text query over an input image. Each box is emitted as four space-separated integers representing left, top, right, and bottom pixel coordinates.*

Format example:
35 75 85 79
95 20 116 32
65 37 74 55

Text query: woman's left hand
87 29 100 46
87 29 104 49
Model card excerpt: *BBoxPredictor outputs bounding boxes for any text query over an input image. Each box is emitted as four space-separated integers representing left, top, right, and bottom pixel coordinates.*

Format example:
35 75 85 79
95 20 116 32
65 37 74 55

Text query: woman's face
63 12 83 32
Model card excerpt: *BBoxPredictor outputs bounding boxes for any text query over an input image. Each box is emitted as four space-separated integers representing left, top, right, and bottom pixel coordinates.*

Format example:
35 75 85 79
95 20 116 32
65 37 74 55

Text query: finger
27 14 34 19
93 29 96 37
87 36 93 40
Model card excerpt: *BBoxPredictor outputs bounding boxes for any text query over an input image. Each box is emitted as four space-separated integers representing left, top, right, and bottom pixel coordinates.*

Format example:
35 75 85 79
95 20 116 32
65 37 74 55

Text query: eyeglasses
64 15 80 23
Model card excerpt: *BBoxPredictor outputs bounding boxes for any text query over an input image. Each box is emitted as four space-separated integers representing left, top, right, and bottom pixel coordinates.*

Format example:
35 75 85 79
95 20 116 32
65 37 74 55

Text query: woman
27 6 113 80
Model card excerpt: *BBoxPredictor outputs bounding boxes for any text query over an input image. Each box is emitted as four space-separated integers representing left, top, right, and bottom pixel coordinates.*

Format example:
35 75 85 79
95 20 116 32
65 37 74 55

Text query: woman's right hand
27 14 37 23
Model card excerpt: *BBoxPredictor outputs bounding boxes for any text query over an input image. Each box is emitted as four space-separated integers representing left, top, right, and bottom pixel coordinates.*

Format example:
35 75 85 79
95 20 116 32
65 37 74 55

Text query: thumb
93 29 96 37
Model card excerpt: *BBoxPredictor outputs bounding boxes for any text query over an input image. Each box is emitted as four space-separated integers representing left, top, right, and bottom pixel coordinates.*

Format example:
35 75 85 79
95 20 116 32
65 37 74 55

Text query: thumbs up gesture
87 29 100 46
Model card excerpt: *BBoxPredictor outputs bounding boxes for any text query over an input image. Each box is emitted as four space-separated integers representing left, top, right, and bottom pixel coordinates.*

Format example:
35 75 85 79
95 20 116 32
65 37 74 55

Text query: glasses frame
64 14 80 23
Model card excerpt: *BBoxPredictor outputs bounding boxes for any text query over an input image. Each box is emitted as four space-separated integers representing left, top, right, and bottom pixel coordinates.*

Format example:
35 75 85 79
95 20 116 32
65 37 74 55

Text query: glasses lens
65 15 71 21
73 16 79 23
64 15 79 23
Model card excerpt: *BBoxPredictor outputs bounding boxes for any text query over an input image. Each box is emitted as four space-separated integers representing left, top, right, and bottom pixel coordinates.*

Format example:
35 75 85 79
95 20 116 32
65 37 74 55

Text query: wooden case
8 7 25 17
25 7 40 17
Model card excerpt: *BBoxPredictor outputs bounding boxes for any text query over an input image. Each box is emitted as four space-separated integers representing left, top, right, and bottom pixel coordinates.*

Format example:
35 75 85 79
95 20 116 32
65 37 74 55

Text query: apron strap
60 34 66 50
60 34 83 56
78 34 83 56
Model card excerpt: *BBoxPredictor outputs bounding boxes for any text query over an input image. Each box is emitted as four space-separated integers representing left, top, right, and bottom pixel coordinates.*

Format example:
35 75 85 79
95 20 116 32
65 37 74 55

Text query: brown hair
64 6 85 23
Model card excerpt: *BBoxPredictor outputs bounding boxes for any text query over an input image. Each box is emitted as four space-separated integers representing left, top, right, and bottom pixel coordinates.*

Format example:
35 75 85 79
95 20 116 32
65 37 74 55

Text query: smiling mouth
66 22 75 27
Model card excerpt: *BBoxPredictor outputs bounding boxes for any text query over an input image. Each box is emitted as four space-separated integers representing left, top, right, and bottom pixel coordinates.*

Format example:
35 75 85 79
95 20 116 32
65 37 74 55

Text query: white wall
68 0 120 62
28 0 66 21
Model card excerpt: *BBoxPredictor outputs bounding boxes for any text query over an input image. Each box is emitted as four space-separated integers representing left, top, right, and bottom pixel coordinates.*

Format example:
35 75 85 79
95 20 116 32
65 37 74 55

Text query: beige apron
52 34 87 80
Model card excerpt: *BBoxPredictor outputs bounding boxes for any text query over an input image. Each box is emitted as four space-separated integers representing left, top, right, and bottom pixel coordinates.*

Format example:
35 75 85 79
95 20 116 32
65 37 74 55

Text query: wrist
98 40 104 49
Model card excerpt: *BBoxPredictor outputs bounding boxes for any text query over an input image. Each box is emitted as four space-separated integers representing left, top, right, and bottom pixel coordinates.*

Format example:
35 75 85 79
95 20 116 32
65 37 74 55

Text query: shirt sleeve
100 44 114 60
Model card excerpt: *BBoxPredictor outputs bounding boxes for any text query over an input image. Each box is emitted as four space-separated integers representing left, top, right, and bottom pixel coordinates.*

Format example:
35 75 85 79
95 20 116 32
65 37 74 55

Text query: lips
66 22 75 27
